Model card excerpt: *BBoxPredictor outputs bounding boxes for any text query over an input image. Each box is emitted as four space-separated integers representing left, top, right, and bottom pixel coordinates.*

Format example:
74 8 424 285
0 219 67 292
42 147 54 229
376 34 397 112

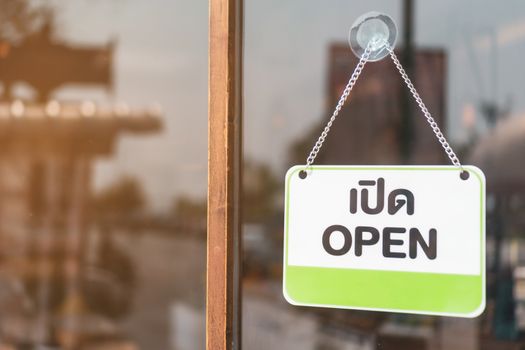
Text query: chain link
304 44 373 168
386 46 463 170
303 42 463 172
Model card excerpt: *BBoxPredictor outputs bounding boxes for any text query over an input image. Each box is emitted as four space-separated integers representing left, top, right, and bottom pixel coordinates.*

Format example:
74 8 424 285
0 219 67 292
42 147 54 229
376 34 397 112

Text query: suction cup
349 12 397 62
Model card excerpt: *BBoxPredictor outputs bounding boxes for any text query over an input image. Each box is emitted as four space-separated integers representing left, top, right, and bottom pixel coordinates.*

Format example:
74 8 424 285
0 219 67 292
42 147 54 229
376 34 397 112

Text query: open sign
283 166 485 317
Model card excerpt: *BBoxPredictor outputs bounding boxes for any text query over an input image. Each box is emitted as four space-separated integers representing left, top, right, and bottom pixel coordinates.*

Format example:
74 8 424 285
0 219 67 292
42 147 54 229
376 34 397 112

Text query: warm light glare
80 100 96 116
45 100 61 117
10 100 24 117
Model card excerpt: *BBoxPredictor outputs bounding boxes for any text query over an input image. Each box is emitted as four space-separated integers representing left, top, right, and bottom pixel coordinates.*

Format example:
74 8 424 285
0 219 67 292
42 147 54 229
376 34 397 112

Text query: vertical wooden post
207 0 243 348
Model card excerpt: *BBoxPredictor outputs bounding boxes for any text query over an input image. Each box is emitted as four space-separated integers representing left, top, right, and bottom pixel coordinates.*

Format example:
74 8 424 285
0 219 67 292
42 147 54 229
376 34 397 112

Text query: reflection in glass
244 1 525 349
0 1 207 349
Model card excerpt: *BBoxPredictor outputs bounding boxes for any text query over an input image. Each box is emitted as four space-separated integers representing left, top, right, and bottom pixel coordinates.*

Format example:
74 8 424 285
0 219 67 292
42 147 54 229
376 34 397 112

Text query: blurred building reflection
471 115 525 345
0 22 113 102
0 17 162 349
303 44 447 165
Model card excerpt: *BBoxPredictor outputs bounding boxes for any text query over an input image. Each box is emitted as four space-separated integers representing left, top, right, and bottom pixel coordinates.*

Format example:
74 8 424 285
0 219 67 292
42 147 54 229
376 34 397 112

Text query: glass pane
0 1 207 348
244 0 525 349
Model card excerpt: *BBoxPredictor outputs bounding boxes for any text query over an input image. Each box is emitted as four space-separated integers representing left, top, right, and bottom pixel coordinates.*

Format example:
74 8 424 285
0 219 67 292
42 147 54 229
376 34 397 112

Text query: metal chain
303 42 464 171
304 44 373 168
387 46 463 170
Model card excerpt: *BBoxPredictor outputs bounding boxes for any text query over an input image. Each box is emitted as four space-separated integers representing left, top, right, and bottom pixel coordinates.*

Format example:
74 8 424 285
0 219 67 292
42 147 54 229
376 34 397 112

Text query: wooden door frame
207 0 243 349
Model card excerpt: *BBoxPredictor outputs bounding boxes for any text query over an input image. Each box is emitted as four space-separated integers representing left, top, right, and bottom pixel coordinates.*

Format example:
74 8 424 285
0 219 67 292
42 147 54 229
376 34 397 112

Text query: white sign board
283 165 485 317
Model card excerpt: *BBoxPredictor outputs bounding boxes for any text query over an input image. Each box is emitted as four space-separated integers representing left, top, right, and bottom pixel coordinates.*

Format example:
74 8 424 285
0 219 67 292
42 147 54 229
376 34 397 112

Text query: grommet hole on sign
460 170 470 180
299 170 307 179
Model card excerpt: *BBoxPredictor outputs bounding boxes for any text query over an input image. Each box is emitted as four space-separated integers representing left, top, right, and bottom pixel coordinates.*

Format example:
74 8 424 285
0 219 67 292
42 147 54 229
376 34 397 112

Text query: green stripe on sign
284 266 483 316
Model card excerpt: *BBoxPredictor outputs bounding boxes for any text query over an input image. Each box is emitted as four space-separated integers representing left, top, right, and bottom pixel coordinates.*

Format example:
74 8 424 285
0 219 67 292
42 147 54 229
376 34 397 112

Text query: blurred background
242 1 525 350
0 0 208 349
0 0 523 349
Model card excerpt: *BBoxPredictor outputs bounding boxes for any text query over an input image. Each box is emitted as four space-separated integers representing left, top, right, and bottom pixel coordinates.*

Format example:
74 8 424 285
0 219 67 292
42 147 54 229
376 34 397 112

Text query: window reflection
0 1 207 349
244 1 525 349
